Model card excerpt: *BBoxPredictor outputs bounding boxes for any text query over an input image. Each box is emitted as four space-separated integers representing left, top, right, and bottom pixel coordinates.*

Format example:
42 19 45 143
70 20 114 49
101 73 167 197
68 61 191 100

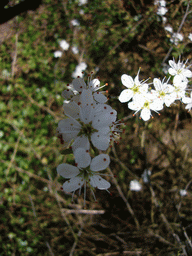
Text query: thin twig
29 195 55 256
162 2 191 65
5 128 24 176
107 166 140 230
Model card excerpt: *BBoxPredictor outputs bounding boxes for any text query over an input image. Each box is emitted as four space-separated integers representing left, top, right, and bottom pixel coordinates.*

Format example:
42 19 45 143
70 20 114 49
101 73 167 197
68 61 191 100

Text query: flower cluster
118 59 192 121
57 74 122 202
56 58 191 203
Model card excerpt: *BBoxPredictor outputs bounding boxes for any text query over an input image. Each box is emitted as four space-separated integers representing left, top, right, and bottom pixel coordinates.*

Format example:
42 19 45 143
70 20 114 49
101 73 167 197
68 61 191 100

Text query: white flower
152 78 174 107
130 180 142 191
128 93 163 121
170 33 184 45
166 76 188 105
164 25 173 33
188 33 192 41
72 46 79 54
179 189 187 196
59 40 70 51
57 101 117 151
182 92 192 110
54 50 62 58
168 59 192 80
119 70 149 103
157 6 168 16
72 62 87 78
78 0 88 5
142 169 151 183
62 76 108 104
71 19 80 26
57 148 110 201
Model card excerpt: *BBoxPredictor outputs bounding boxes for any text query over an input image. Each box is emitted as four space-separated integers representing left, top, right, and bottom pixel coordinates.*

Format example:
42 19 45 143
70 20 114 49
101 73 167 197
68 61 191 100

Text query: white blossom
71 19 80 26
128 93 163 121
57 148 110 202
59 40 70 51
152 78 174 107
57 100 117 152
168 59 192 80
54 50 62 58
182 92 192 110
170 33 184 45
188 33 192 41
130 180 142 191
72 46 79 54
119 70 149 103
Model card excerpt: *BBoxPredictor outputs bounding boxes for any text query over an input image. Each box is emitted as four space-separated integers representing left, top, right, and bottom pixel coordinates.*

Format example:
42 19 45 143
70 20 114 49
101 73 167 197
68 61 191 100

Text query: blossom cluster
56 58 192 203
57 74 122 203
119 59 192 121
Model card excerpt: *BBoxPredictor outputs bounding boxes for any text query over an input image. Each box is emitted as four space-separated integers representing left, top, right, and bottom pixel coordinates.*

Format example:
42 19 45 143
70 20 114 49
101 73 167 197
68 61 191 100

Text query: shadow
0 0 42 24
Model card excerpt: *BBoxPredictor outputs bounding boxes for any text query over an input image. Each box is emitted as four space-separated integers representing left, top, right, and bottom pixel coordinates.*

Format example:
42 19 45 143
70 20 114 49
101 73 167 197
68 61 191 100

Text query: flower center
78 122 98 138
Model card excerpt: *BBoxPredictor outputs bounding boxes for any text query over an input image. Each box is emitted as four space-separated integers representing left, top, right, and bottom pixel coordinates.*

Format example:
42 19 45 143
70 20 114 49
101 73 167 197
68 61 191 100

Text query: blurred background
0 0 192 255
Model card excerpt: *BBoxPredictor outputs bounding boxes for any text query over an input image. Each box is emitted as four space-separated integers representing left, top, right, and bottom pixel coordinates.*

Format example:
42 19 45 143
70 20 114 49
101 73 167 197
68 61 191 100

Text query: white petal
140 108 151 121
90 154 110 171
119 89 133 102
74 148 91 168
58 119 81 134
72 135 90 152
63 101 80 119
121 74 134 88
91 132 110 151
79 105 93 124
63 176 84 192
89 175 110 190
153 78 162 91
72 77 86 92
89 79 100 91
93 92 108 103
57 163 80 178
130 180 142 191
80 89 94 107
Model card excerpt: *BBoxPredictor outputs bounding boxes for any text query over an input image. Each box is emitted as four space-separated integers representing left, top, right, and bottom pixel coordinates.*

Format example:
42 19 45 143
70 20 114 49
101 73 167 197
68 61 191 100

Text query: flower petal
72 77 86 92
121 74 134 88
91 132 110 151
119 89 133 103
57 163 80 178
63 176 84 192
74 148 91 168
63 101 80 119
89 175 110 190
90 154 110 171
72 135 90 152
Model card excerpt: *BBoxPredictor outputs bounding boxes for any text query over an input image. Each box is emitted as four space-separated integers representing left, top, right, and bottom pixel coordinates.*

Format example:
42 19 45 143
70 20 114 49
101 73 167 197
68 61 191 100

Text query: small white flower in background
182 92 192 111
180 189 187 196
130 180 142 191
54 50 62 58
119 69 149 103
71 19 80 26
188 33 192 41
72 46 79 54
78 0 88 5
57 148 110 203
142 169 151 183
170 33 183 45
154 0 166 7
62 76 108 104
59 40 70 51
168 59 192 80
164 25 173 33
157 6 168 16
72 62 87 78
